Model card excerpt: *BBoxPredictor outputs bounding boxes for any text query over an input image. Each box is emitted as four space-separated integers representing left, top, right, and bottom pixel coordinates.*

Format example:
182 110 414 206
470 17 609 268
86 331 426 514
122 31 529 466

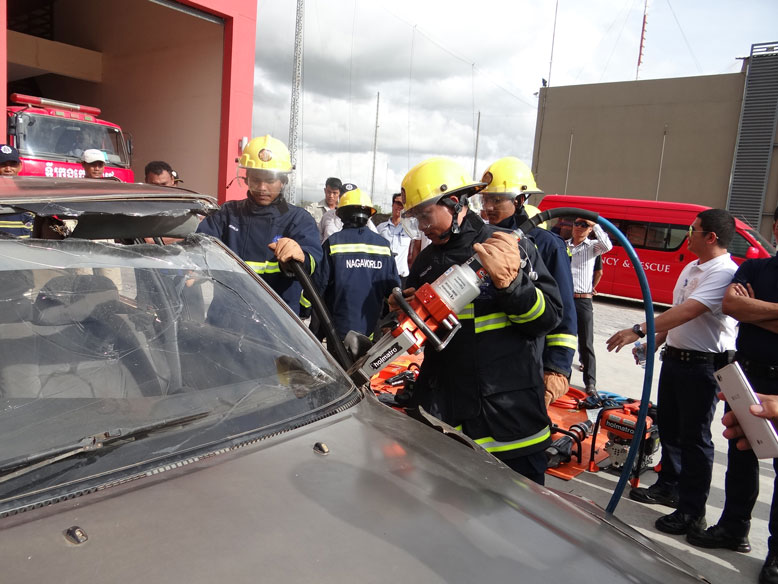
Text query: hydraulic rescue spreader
346 206 599 386
347 254 487 385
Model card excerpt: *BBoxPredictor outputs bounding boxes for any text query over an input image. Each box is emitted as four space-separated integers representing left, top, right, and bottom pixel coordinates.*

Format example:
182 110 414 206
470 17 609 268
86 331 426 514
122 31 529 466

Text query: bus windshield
14 113 130 167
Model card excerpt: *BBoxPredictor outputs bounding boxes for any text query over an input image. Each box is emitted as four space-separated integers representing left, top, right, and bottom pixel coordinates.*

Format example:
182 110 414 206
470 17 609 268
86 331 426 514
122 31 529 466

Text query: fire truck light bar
10 94 101 117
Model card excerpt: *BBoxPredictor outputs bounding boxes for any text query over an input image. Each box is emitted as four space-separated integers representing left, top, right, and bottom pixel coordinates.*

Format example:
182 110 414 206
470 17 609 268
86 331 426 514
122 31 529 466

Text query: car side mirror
746 246 760 259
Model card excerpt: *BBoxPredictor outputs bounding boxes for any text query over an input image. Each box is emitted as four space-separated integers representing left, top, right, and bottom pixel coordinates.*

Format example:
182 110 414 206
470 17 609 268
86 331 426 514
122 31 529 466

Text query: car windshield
0 235 354 507
14 113 130 167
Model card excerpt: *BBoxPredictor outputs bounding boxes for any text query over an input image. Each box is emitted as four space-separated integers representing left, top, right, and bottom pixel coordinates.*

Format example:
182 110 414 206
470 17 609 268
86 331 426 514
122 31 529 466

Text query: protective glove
472 231 520 289
269 237 304 264
544 370 570 408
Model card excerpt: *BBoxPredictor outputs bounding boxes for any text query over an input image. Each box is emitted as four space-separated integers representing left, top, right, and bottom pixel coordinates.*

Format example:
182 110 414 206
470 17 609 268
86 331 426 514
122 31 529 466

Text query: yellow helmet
481 157 543 198
238 135 293 172
337 183 376 216
401 157 485 212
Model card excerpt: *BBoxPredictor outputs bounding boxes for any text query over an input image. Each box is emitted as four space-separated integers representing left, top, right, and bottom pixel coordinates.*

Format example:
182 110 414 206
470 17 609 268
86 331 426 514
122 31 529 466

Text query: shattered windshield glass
0 235 354 506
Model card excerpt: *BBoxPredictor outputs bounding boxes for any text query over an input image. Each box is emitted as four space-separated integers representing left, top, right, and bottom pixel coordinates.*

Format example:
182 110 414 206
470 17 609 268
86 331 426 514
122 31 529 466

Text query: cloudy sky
252 0 777 210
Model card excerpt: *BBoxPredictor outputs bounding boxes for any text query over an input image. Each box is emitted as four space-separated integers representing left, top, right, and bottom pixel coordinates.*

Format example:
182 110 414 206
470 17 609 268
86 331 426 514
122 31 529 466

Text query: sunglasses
573 221 591 228
392 200 403 207
688 225 713 238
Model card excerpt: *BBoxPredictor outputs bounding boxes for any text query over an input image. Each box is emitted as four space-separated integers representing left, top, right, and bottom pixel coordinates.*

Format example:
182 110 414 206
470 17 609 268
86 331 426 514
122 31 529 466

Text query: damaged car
0 177 709 583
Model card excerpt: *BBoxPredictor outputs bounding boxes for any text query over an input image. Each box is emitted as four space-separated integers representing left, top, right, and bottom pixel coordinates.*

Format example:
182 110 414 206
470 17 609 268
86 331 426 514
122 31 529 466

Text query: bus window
667 226 688 250
729 232 754 259
645 224 668 248
625 223 647 247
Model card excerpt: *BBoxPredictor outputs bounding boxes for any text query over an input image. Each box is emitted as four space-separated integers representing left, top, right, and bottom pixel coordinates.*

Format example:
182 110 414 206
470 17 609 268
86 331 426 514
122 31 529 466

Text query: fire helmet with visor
470 157 543 216
400 157 486 239
237 135 293 199
336 183 376 228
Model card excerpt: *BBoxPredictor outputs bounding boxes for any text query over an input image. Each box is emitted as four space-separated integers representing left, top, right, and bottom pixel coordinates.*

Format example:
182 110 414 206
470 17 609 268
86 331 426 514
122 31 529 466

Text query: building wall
532 74 746 210
4 0 255 202
42 0 222 196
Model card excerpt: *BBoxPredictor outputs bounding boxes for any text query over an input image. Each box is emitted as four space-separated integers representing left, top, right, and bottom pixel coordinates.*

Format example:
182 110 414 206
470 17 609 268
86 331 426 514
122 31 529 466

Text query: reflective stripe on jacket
0 213 34 238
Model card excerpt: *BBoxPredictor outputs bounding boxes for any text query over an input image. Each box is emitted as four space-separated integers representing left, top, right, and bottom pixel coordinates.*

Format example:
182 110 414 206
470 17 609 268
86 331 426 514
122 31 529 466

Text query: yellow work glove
544 371 569 408
268 237 304 264
472 231 520 289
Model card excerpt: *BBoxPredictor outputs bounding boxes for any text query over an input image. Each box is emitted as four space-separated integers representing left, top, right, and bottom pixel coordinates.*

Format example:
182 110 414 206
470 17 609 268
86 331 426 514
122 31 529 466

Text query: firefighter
0 145 34 238
472 157 578 407
396 157 562 484
196 135 322 316
314 184 400 339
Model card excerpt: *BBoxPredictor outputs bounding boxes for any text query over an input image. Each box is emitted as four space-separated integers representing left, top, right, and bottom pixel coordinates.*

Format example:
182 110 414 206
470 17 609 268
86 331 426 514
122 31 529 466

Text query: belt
573 293 593 299
663 345 734 368
736 354 778 379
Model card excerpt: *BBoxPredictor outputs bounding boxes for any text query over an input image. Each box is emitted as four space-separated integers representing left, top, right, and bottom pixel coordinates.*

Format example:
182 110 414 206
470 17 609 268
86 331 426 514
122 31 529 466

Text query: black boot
629 483 679 508
655 510 706 535
686 523 751 553
760 552 778 584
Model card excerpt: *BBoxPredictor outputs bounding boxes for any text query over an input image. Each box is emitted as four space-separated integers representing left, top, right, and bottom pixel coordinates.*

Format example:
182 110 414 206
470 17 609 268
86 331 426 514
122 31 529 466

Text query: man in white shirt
319 184 378 242
606 209 738 539
567 218 612 394
376 193 412 286
306 177 342 229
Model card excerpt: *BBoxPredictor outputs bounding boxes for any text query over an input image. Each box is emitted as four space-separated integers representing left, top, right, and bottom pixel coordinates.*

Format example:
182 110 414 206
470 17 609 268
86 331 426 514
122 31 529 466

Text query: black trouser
719 372 778 550
574 297 596 387
654 357 719 517
502 450 548 486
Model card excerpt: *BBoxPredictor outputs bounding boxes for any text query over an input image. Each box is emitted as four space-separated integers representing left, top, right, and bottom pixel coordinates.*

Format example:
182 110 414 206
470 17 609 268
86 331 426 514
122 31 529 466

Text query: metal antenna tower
636 0 648 80
287 0 304 204
370 92 380 202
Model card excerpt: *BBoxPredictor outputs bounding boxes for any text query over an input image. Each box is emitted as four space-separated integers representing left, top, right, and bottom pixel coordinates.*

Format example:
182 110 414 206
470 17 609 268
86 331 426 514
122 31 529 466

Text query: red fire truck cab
6 94 134 182
538 194 776 304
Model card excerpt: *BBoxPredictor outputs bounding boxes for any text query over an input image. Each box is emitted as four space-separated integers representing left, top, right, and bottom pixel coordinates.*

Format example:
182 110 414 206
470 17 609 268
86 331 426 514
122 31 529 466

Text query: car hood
0 394 707 583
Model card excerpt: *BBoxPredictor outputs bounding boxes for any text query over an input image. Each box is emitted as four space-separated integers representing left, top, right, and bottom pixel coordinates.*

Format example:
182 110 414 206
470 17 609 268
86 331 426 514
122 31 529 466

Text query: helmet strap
437 196 463 239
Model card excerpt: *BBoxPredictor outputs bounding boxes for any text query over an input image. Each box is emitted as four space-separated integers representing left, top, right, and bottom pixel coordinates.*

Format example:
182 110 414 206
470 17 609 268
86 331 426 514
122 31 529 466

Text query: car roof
0 176 217 204
0 177 219 239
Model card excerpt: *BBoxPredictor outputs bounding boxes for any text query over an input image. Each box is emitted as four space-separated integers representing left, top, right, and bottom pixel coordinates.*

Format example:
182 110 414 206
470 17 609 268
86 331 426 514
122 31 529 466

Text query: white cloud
253 0 778 205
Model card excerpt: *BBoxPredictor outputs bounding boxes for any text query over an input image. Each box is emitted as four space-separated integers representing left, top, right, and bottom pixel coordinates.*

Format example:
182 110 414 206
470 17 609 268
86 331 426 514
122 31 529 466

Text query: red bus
538 195 776 304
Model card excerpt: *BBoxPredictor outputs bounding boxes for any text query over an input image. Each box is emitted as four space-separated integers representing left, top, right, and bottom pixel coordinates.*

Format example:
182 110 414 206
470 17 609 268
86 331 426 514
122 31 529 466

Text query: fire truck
6 94 134 181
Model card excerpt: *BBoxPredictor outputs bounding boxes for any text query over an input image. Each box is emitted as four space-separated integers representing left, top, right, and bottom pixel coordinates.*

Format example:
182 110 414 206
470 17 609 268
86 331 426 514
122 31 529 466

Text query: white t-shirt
665 253 738 353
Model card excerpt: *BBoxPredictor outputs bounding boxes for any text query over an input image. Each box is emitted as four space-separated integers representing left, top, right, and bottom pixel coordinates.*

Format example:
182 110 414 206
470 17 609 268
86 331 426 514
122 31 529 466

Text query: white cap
82 149 106 164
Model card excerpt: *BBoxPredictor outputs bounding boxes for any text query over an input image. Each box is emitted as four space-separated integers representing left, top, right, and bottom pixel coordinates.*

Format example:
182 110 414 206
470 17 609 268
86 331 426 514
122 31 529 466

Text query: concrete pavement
545 296 773 584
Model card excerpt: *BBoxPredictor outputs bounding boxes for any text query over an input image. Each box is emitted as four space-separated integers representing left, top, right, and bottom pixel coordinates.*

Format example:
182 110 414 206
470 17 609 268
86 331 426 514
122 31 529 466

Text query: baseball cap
82 149 107 164
0 145 21 164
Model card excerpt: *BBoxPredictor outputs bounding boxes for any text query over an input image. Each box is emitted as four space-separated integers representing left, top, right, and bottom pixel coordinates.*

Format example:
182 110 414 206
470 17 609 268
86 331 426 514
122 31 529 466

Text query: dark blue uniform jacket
497 209 578 377
315 226 400 339
197 195 322 315
406 211 562 459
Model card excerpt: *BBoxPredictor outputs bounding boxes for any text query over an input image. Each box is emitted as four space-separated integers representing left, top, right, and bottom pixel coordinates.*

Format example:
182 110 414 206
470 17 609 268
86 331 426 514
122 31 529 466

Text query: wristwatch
632 324 645 338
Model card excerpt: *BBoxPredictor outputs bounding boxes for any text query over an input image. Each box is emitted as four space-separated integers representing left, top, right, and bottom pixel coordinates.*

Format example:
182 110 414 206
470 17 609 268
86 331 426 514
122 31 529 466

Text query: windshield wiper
0 411 210 485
